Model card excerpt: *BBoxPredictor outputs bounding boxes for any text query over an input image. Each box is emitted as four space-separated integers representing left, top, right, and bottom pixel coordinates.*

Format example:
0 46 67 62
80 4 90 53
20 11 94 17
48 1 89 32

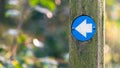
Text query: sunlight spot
7 29 18 35
34 5 53 18
8 0 18 5
46 12 53 19
6 10 20 17
33 38 44 48
55 0 61 5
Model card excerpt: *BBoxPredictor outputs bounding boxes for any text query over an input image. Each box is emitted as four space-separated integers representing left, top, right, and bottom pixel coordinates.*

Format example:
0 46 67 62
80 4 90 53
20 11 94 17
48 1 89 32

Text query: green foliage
106 0 115 6
29 0 39 7
0 0 69 68
17 33 27 44
12 60 22 68
39 0 56 11
29 0 56 11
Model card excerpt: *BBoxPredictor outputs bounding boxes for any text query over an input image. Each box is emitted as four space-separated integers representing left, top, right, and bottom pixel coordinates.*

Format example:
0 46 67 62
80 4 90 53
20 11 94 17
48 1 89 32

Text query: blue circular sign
71 15 96 41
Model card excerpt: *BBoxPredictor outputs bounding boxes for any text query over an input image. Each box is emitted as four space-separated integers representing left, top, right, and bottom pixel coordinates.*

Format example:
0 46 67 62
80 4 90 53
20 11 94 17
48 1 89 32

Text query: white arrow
75 19 92 38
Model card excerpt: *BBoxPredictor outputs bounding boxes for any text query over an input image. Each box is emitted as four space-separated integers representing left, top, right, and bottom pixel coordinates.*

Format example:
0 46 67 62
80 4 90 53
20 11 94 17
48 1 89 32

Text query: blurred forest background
1 0 120 68
0 0 69 68
105 0 120 68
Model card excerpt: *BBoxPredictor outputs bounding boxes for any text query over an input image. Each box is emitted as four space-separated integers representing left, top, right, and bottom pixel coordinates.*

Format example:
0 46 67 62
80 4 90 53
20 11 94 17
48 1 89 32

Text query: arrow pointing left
75 19 92 37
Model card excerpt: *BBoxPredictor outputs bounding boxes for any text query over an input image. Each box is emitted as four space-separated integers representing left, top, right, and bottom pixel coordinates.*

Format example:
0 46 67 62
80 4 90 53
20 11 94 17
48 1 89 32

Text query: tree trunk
69 0 104 68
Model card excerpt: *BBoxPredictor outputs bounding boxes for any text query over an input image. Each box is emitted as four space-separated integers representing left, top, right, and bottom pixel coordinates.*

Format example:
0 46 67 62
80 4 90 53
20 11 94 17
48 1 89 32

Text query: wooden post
69 0 104 68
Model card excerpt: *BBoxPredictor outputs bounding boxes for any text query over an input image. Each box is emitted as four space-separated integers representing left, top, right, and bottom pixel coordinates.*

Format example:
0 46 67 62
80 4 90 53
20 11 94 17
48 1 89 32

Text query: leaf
0 63 3 68
17 33 27 44
39 0 56 11
12 60 22 68
29 0 56 11
106 0 115 6
29 0 39 7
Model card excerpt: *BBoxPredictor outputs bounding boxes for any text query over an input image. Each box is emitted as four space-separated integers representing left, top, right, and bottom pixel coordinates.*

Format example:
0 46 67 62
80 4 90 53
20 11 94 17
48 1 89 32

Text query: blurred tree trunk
10 0 30 60
69 0 104 68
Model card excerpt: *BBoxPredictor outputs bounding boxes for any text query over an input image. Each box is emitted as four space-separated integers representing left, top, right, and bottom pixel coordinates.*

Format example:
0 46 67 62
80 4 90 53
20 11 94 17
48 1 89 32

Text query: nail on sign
71 15 96 41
